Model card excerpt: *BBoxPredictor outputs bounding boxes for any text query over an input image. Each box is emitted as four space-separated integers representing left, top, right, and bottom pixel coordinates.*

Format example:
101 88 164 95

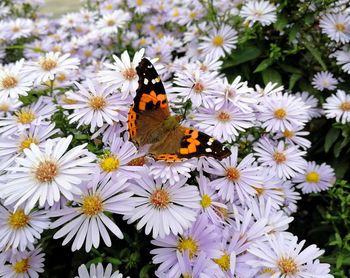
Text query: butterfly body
127 58 231 161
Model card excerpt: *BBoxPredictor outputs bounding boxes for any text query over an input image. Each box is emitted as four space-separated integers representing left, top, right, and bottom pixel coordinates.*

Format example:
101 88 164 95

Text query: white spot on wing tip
205 148 212 153
144 79 149 85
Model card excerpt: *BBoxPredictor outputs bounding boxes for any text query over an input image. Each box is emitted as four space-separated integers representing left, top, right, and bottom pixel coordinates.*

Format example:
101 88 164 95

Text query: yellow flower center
89 96 106 110
217 111 231 122
274 108 287 119
100 155 120 172
35 160 58 183
172 8 180 17
193 82 204 93
12 258 30 274
340 101 350 111
20 137 39 152
214 205 229 220
52 46 61 52
8 209 30 230
16 110 36 124
12 26 21 33
63 96 78 104
189 11 197 19
150 189 170 209
177 237 198 258
136 0 143 6
255 187 265 195
213 252 230 271
226 167 240 181
82 195 104 216
182 274 192 278
273 151 286 164
56 73 67 82
0 103 10 112
2 75 18 89
283 129 294 139
259 267 276 275
123 68 137 81
200 194 212 208
278 257 298 275
212 35 224 47
84 50 93 58
106 4 113 10
335 23 346 32
139 37 147 45
106 19 115 26
305 171 320 183
40 58 58 71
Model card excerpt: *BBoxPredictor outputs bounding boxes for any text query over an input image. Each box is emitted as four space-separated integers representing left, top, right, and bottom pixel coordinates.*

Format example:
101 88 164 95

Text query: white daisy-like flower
240 0 277 27
0 247 45 277
273 124 311 150
254 136 307 180
192 101 255 143
75 263 126 278
0 59 33 101
295 91 323 120
3 18 33 40
204 146 262 204
323 90 350 123
97 10 130 35
50 176 135 252
247 233 329 277
332 48 350 73
199 24 238 59
63 79 129 132
311 71 338 91
125 171 201 238
319 12 350 43
0 98 22 117
293 161 336 194
0 206 50 252
257 92 309 132
0 135 95 213
280 180 301 215
254 81 284 97
97 48 145 99
23 52 79 85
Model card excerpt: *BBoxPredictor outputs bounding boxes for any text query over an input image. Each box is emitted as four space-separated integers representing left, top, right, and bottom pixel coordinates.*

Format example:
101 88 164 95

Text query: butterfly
127 58 231 161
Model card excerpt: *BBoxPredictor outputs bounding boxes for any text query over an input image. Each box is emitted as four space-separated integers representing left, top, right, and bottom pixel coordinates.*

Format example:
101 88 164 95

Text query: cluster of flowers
0 0 346 277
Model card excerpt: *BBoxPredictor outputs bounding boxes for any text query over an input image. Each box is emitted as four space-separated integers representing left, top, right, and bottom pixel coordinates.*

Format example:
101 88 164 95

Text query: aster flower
63 79 129 132
174 251 215 278
295 91 323 120
0 135 95 213
312 71 338 91
332 48 350 73
323 90 350 123
293 161 336 194
3 18 33 40
254 137 307 180
204 146 261 204
0 247 45 277
192 101 255 143
23 52 79 85
97 49 145 99
280 180 301 215
257 92 309 132
0 59 33 101
97 10 130 35
50 176 135 252
319 12 350 43
247 233 329 277
0 205 50 252
199 24 238 59
254 82 283 97
240 0 277 27
273 124 311 150
125 171 200 238
75 263 125 278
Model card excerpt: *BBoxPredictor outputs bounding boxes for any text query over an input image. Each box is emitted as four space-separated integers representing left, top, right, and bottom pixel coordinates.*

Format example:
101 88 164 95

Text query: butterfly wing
128 58 170 146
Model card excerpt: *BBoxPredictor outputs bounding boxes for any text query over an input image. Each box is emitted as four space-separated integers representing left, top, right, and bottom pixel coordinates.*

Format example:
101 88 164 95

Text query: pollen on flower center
0 103 10 112
35 160 58 183
305 171 320 183
123 68 137 80
340 101 350 111
63 96 78 104
177 236 198 258
136 0 143 6
193 82 204 93
255 187 265 195
213 252 230 271
283 129 294 139
89 96 106 110
84 50 93 57
106 19 115 26
12 26 21 33
335 23 346 32
2 75 18 89
259 267 276 275
212 35 224 47
278 257 298 275
82 195 104 216
274 108 287 119
214 205 229 219
150 189 170 209
226 167 240 181
12 258 30 274
20 137 39 152
40 58 58 71
16 110 36 124
273 151 286 164
217 111 231 122
200 194 212 208
100 155 120 172
57 73 66 81
8 209 30 230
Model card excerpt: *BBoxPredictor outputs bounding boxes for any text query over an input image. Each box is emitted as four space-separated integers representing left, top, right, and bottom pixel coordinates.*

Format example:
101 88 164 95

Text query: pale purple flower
240 0 277 27
320 12 350 43
75 263 125 278
323 90 350 123
312 71 338 91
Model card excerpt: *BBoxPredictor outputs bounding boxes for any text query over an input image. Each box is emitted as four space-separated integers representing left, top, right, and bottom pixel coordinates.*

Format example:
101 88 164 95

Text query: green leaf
333 140 343 158
288 73 302 90
140 264 153 278
288 25 299 43
262 69 282 85
254 58 273 73
325 128 340 152
279 63 303 74
274 15 288 32
303 40 327 70
222 46 262 68
336 254 344 269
